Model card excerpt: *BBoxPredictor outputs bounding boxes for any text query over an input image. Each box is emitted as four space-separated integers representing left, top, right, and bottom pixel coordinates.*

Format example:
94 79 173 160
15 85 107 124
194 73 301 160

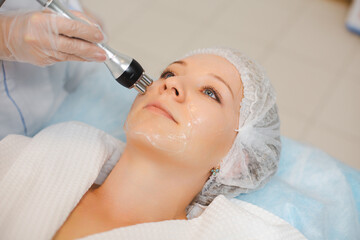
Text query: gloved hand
0 10 107 66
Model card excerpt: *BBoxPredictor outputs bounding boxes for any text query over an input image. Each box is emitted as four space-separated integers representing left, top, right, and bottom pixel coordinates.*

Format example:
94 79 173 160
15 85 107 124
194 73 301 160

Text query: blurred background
81 0 360 170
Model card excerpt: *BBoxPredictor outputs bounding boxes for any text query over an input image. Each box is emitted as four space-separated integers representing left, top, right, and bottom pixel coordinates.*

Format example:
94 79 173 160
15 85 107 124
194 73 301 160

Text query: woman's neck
90 143 209 226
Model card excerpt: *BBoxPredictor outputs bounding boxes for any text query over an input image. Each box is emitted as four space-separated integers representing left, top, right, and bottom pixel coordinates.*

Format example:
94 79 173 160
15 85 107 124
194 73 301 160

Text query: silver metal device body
36 0 153 94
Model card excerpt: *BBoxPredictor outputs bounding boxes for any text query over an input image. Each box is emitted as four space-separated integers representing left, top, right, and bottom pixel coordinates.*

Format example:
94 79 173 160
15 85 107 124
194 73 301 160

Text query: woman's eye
203 89 216 99
160 71 175 79
202 87 221 103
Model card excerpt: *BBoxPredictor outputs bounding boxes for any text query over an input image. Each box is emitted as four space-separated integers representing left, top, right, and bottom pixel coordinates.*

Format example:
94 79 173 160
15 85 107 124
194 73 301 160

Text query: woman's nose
158 78 185 102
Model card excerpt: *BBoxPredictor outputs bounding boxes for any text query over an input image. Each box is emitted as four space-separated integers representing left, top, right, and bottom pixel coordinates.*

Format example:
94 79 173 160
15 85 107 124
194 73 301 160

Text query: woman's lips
144 102 177 123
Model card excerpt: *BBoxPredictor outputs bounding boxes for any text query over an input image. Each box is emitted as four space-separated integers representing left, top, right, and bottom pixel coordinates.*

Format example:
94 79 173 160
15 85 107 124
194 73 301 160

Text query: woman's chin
125 129 190 155
124 107 193 154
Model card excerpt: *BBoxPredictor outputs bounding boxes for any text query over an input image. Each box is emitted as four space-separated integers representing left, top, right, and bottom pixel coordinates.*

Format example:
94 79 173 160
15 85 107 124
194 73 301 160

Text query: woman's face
124 54 243 173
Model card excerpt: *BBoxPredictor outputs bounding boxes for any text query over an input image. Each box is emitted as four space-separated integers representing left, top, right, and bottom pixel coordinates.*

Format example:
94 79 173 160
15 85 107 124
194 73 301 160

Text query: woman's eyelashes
160 70 175 79
160 69 222 104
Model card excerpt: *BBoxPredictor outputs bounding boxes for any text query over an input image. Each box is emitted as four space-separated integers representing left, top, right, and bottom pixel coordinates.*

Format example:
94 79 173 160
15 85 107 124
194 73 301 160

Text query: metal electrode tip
140 74 153 86
134 73 153 94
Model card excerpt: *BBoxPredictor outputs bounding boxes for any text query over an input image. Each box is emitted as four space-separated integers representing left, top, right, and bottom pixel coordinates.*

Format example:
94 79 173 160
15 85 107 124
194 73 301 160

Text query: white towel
0 122 306 240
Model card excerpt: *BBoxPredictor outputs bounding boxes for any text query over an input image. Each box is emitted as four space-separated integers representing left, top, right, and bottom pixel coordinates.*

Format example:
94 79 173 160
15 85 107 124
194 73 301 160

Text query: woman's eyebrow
170 60 187 66
208 73 234 99
166 61 234 98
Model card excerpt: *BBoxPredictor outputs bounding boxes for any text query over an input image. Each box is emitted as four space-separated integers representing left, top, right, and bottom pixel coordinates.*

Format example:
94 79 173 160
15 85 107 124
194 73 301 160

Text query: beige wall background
82 0 360 170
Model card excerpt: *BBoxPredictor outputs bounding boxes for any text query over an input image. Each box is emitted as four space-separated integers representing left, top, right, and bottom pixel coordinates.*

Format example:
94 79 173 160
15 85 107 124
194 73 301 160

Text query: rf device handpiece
36 0 153 94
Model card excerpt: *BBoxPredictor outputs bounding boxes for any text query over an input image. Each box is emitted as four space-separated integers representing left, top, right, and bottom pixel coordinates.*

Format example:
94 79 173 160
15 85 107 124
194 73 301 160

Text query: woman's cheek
188 105 227 142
